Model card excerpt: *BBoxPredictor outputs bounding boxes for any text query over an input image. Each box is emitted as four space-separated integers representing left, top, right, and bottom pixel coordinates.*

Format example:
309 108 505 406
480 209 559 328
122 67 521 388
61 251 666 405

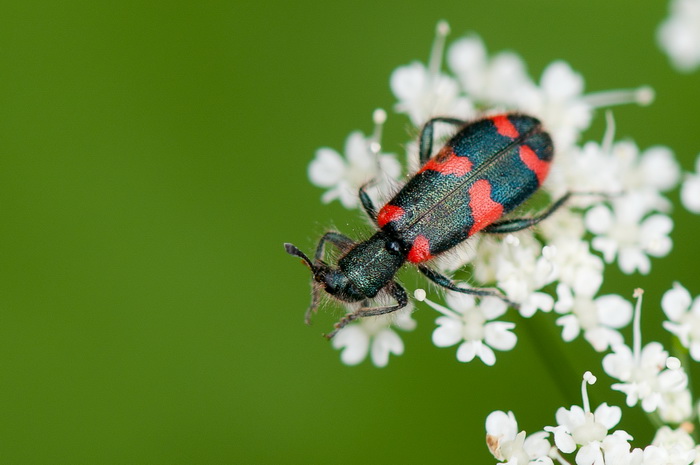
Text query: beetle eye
386 240 402 255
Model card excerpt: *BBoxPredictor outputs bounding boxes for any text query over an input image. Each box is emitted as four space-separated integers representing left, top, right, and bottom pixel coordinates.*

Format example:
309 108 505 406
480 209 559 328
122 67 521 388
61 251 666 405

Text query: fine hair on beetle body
286 113 568 340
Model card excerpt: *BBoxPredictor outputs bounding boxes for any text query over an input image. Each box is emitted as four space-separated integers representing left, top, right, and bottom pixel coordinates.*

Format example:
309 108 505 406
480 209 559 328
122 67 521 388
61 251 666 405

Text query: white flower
602 432 640 465
491 234 556 317
603 290 688 412
447 35 535 108
658 0 700 72
639 444 694 465
538 207 586 243
391 22 473 125
308 129 401 209
613 141 680 213
332 308 416 367
545 140 620 207
433 235 482 274
469 235 503 285
662 282 700 361
652 426 696 451
546 404 622 458
424 292 516 366
544 125 679 214
658 389 693 424
517 61 592 151
603 341 688 412
555 285 633 352
585 193 673 275
681 154 700 213
486 410 553 465
546 239 604 297
645 426 697 465
390 62 473 126
545 373 624 465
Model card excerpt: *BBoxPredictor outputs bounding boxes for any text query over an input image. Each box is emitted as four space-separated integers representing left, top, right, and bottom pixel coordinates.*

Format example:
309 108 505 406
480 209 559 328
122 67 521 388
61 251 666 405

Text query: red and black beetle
285 114 569 338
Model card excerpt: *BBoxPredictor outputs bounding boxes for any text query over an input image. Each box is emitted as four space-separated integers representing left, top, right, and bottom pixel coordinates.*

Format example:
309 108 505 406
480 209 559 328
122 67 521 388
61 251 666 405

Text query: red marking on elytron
468 179 504 236
491 115 519 138
418 146 473 177
407 235 433 263
519 145 551 185
377 204 405 228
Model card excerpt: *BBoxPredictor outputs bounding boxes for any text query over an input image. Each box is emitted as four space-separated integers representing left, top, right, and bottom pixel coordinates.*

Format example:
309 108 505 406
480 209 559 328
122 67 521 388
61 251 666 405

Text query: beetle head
284 242 363 303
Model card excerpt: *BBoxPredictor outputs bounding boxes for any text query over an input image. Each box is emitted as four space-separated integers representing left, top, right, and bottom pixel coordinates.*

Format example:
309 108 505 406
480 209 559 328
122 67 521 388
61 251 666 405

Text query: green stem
645 410 666 431
669 336 698 442
520 313 580 406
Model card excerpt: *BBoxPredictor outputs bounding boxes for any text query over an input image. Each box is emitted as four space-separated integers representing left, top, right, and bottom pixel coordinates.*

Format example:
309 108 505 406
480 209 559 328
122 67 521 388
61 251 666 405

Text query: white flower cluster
602 290 689 423
420 292 515 366
301 15 700 465
487 373 700 465
305 22 698 367
681 154 700 214
658 0 700 72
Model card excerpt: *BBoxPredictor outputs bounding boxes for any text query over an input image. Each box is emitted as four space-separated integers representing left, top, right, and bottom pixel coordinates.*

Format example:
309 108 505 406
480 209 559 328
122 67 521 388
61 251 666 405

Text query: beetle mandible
285 113 570 339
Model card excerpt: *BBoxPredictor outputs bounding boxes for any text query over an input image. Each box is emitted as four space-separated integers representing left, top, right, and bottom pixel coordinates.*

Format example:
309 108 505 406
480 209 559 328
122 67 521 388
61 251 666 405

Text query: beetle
285 113 569 339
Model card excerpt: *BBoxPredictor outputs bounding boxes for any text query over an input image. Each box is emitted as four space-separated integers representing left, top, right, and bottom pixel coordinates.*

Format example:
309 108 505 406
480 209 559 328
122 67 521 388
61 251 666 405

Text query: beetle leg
419 117 467 164
305 284 322 326
301 232 357 325
323 281 408 340
482 193 572 234
418 265 520 309
314 232 356 261
358 182 378 224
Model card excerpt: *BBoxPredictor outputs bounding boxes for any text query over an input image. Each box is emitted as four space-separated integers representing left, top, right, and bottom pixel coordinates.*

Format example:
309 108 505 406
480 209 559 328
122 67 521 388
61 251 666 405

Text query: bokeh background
1 0 699 463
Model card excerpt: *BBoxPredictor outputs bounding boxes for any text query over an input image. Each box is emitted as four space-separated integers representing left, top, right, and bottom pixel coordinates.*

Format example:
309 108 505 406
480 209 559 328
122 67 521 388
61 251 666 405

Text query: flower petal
480 296 508 320
485 410 518 440
557 314 581 342
596 294 633 328
309 148 345 187
456 341 477 363
593 403 622 429
681 174 700 213
661 282 691 321
618 247 650 275
370 329 403 367
540 61 584 100
476 343 496 366
332 326 369 365
484 322 517 351
432 316 463 347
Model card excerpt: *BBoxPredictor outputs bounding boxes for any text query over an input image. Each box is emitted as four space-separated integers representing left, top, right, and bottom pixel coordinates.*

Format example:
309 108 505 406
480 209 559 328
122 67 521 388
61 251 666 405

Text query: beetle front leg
418 265 520 309
323 281 408 340
419 117 467 164
303 232 357 325
305 285 322 326
358 182 378 224
314 231 355 261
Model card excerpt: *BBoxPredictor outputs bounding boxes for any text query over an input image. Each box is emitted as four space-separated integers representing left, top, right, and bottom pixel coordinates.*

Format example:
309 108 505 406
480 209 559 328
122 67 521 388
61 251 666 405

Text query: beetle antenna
284 243 315 271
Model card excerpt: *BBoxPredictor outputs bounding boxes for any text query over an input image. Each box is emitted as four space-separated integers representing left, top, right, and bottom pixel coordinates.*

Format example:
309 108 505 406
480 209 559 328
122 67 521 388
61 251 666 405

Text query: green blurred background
1 0 699 463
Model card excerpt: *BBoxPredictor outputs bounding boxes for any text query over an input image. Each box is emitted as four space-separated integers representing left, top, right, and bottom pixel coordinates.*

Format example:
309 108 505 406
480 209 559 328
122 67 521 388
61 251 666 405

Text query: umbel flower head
490 372 700 465
544 372 624 465
331 304 416 367
308 109 401 209
603 289 688 414
662 282 700 361
418 291 516 366
486 410 552 465
299 20 682 367
657 0 700 72
295 14 700 465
